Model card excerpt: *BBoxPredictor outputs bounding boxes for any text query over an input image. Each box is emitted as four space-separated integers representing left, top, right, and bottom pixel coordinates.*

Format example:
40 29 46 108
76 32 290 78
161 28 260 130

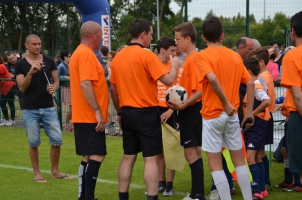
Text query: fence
0 79 286 151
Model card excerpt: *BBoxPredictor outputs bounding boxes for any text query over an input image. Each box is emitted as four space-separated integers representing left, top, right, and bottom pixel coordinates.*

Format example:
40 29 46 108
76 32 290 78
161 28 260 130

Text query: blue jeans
22 107 62 147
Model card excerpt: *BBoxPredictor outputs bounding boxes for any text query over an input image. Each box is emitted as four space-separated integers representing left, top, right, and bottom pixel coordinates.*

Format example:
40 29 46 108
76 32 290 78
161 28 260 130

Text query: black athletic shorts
158 107 177 129
74 123 107 156
265 112 274 145
245 117 267 150
179 102 202 148
121 107 162 157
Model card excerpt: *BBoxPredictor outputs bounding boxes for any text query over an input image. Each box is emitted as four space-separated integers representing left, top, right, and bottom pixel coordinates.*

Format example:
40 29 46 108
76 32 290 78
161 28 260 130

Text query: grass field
0 127 300 200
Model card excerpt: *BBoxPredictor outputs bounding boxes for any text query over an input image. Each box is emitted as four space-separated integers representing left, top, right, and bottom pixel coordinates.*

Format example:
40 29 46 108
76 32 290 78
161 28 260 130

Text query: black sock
165 181 173 192
147 194 159 200
85 159 101 200
119 192 129 200
78 161 88 200
189 158 205 200
159 180 166 188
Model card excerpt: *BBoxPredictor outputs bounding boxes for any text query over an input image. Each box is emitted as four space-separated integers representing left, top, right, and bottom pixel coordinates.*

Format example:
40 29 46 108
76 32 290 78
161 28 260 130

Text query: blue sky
170 0 301 22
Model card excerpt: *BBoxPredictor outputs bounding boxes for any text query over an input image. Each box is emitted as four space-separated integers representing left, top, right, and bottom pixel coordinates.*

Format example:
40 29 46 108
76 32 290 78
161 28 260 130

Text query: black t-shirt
15 55 57 109
274 54 284 72
7 57 22 77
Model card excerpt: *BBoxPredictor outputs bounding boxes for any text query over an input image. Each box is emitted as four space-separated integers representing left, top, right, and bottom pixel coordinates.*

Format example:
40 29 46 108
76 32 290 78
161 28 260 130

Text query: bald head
236 37 254 59
80 21 101 39
26 34 40 43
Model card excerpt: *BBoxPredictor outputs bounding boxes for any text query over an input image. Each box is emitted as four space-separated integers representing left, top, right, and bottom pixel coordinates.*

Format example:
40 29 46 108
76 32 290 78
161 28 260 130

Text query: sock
257 162 265 191
236 165 253 200
294 173 302 187
212 170 231 200
284 159 293 184
262 155 271 185
119 192 129 200
78 161 88 200
223 159 234 189
189 158 205 200
158 180 166 188
165 181 173 192
189 162 196 199
147 195 159 200
249 164 261 194
85 159 101 200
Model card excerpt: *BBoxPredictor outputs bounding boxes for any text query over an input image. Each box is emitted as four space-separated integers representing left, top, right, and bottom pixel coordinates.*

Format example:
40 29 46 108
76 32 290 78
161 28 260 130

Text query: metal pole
264 0 266 20
184 0 188 22
156 0 160 40
246 0 250 37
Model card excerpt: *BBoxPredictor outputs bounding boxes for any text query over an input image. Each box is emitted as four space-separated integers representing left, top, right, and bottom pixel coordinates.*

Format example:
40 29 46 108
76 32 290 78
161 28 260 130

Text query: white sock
236 165 253 200
212 170 231 200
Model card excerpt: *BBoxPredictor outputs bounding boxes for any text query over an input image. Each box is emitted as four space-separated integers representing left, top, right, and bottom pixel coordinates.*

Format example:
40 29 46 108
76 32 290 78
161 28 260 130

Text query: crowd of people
0 10 301 200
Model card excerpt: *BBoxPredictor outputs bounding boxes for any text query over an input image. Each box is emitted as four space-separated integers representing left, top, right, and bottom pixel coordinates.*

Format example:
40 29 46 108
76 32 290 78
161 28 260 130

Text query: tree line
0 1 290 57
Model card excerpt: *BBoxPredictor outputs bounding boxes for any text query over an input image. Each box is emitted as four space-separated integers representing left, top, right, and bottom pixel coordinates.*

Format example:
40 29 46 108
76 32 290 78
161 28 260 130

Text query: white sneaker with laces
6 120 15 126
0 119 9 126
163 188 173 196
206 190 220 200
182 194 198 200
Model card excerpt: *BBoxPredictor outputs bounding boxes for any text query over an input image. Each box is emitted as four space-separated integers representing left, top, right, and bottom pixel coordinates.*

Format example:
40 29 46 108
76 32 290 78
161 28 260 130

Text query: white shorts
202 112 242 153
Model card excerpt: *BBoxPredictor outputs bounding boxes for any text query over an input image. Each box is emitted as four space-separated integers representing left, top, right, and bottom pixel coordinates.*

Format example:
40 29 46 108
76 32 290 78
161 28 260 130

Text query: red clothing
267 62 279 81
0 64 15 95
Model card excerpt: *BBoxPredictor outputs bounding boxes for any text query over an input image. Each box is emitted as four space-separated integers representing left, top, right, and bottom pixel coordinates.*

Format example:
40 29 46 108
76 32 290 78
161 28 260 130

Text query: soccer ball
165 85 188 105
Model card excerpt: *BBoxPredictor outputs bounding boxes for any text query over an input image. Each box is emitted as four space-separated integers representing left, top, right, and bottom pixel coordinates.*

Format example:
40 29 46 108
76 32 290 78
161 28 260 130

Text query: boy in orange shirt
167 22 204 200
194 16 255 200
110 19 181 200
281 11 302 191
243 57 271 199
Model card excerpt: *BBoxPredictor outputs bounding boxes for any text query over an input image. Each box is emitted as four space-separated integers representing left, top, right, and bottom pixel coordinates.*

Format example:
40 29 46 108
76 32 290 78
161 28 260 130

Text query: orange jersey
69 44 109 123
281 45 302 112
194 46 251 120
157 62 180 107
281 90 290 116
179 51 202 104
110 44 169 108
259 71 276 112
243 81 271 121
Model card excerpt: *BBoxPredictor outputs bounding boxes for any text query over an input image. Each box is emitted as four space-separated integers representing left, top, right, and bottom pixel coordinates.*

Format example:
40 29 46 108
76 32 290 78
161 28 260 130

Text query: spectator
55 55 61 66
280 44 285 55
269 41 284 72
57 50 72 131
15 34 71 182
252 39 261 49
236 37 254 59
69 21 109 200
0 55 16 126
279 46 295 77
267 46 280 81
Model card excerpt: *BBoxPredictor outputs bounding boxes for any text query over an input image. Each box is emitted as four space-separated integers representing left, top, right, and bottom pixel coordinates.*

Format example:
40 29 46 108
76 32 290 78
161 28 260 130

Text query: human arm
110 83 121 127
291 86 302 116
253 89 270 116
16 61 42 93
242 79 255 128
159 55 181 86
160 109 174 123
47 70 60 95
81 80 106 132
206 72 235 116
270 64 280 81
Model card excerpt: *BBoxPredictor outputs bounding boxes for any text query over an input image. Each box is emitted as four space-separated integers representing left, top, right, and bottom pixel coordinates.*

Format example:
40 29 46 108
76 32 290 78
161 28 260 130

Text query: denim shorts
22 107 62 147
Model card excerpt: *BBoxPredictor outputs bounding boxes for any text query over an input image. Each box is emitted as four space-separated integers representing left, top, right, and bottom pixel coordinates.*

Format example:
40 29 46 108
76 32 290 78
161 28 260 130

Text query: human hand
160 109 173 123
95 110 106 132
241 115 254 130
223 102 235 116
46 84 55 95
170 55 181 68
166 101 185 111
28 61 42 75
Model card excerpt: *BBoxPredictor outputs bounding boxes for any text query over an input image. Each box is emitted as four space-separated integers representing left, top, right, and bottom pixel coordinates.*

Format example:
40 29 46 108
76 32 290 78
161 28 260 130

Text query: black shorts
121 107 162 157
265 112 274 145
245 117 267 150
179 102 202 148
158 107 177 129
287 112 302 173
74 123 107 156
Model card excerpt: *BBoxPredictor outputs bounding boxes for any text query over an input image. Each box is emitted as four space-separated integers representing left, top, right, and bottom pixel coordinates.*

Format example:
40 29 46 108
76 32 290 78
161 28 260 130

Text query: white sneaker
163 188 173 196
182 194 198 200
5 120 15 126
206 190 220 200
0 119 9 126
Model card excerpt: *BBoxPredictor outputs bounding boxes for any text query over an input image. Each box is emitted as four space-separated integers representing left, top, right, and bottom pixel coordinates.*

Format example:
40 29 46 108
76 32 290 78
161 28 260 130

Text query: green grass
0 127 300 200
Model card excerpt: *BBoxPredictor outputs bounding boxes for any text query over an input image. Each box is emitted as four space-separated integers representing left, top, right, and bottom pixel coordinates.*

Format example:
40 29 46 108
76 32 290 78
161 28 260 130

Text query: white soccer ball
166 85 188 105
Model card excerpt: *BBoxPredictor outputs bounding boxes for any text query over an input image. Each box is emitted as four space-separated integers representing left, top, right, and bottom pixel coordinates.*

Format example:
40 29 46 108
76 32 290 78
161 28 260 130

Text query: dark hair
266 45 276 60
108 51 117 59
156 36 176 53
248 47 270 65
269 40 280 46
174 22 197 44
60 51 70 61
243 57 260 76
290 11 302 38
129 19 152 39
236 38 247 48
5 51 15 58
202 16 223 43
100 46 109 56
0 55 4 64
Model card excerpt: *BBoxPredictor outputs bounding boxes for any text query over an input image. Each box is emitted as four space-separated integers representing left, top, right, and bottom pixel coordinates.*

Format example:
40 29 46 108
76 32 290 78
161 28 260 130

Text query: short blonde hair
285 46 295 53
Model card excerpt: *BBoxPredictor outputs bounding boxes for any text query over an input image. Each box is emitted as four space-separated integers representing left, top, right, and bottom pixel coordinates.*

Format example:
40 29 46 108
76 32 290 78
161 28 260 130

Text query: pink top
0 64 15 95
267 61 279 81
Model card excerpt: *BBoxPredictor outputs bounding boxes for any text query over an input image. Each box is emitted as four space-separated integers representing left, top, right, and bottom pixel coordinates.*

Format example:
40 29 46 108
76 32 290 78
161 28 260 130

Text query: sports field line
0 163 187 196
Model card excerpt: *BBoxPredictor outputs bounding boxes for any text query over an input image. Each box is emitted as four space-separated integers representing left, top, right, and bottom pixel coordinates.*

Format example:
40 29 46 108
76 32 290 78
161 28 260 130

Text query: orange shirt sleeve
79 52 102 82
281 53 302 88
194 52 214 84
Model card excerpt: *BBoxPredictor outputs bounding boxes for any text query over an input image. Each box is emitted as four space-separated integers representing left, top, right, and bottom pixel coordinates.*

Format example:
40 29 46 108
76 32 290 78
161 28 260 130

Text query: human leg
157 153 166 192
78 156 89 200
0 95 9 121
144 155 160 197
163 169 175 196
86 155 104 200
